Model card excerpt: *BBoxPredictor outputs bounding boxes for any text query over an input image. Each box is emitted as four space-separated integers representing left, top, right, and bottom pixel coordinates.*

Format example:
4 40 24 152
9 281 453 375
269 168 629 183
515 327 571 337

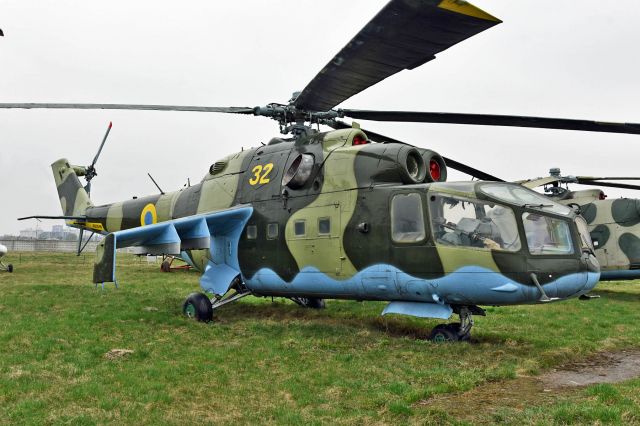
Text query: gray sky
1 0 639 235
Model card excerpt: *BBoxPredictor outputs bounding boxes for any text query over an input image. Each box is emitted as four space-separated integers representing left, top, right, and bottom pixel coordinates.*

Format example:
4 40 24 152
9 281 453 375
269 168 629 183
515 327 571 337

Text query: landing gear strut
290 297 326 309
182 277 252 323
160 255 191 272
429 305 485 342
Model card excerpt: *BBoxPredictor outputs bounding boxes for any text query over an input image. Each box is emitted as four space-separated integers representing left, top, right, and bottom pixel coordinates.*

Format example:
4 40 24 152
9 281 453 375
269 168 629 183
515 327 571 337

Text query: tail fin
51 158 93 217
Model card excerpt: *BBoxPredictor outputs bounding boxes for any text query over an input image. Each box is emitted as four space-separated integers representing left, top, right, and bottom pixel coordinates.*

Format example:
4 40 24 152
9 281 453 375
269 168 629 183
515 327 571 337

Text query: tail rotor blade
91 121 112 168
84 121 114 197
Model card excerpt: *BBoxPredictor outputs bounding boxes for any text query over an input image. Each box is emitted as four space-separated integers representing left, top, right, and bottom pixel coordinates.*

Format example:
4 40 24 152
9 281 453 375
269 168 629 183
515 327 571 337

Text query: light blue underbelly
244 265 600 306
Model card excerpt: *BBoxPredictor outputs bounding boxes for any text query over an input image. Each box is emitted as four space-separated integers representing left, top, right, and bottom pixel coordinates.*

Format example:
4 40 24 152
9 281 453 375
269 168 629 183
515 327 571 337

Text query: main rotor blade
0 103 255 114
518 177 560 188
519 176 640 190
293 0 500 112
341 110 640 135
328 119 503 182
576 181 640 191
577 176 640 182
441 157 504 182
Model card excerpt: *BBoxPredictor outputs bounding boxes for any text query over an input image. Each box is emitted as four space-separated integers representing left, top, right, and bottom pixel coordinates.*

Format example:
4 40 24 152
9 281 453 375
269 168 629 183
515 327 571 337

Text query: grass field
1 252 639 425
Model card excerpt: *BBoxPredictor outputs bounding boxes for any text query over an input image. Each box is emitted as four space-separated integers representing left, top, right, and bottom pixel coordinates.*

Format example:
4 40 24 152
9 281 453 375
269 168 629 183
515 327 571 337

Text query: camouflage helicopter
7 0 640 342
518 169 640 281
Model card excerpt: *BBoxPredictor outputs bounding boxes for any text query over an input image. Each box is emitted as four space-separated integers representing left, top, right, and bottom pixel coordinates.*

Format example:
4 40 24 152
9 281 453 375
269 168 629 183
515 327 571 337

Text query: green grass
1 252 640 424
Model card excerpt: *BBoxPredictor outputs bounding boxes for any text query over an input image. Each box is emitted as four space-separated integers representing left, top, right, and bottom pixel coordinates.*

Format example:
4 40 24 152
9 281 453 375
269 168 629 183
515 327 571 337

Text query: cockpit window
480 184 572 216
429 194 521 251
575 216 595 252
522 213 573 255
391 193 426 243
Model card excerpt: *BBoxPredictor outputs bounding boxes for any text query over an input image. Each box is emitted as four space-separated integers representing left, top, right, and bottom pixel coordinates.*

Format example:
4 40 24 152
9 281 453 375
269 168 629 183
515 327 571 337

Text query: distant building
52 225 64 239
19 228 38 239
15 224 102 241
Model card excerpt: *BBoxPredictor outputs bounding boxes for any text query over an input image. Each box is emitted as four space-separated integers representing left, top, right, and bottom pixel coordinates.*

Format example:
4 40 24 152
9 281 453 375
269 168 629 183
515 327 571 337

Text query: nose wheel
0 261 12 273
429 305 484 342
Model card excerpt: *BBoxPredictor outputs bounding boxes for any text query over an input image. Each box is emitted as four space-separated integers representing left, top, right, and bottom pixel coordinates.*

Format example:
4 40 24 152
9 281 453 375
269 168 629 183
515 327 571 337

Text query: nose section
580 251 601 293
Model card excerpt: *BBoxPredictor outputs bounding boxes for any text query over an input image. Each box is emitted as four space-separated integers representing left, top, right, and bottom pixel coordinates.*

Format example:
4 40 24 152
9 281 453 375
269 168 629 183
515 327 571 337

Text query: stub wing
93 206 253 295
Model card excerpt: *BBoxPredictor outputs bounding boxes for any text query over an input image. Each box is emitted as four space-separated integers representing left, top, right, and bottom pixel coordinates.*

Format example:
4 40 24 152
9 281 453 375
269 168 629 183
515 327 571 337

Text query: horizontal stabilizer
18 215 86 221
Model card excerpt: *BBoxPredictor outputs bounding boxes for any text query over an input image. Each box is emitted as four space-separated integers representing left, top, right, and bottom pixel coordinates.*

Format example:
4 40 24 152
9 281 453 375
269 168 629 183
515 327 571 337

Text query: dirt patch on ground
419 350 640 422
104 349 134 360
541 350 640 388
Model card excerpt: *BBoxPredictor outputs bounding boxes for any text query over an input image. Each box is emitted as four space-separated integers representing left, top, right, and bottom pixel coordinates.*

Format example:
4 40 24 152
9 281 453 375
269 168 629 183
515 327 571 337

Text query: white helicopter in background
0 244 13 273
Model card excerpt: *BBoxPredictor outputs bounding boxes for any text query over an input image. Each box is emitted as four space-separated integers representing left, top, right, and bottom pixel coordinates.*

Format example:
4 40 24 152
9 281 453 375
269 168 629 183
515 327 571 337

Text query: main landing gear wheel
291 297 326 309
7 264 13 273
183 292 213 322
429 323 471 342
160 260 171 272
429 306 483 343
429 324 458 342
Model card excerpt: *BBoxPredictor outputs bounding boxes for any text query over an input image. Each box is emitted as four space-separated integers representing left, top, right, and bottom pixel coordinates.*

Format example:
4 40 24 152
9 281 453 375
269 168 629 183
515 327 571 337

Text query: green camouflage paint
54 128 591 291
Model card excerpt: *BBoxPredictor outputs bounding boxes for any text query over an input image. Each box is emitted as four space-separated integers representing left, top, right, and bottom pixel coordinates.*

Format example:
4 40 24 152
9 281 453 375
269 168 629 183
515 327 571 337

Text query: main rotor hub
252 103 344 135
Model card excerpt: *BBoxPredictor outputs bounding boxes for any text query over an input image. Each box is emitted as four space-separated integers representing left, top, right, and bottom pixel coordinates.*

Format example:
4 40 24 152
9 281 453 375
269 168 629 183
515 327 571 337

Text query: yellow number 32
249 163 273 185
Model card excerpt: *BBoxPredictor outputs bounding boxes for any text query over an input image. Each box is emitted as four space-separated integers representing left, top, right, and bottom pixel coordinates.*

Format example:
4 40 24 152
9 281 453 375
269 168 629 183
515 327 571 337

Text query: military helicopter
0 244 14 273
6 0 640 342
518 169 640 281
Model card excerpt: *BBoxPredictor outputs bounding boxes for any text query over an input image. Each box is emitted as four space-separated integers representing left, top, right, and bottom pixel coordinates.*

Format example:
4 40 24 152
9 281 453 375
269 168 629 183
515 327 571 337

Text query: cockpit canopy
424 183 578 255
428 193 522 252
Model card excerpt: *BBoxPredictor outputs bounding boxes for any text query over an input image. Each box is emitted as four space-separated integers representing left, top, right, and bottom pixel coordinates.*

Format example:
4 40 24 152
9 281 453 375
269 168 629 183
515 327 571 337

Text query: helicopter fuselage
62 128 600 308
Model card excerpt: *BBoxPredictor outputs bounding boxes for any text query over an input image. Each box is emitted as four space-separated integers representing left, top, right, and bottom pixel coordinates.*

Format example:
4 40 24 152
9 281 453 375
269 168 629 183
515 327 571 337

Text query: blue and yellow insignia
140 203 157 226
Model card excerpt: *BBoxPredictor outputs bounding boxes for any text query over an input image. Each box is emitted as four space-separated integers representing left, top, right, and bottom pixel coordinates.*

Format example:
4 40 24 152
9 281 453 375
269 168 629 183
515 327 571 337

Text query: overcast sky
1 0 639 235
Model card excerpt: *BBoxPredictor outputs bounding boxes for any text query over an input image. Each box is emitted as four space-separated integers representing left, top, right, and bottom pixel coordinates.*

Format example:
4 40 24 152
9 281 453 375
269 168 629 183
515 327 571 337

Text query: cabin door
285 203 345 277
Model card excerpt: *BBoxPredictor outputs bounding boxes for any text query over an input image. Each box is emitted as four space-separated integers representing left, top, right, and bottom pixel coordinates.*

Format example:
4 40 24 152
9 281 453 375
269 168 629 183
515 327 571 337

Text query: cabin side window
294 220 306 236
318 217 331 235
246 225 257 240
267 223 279 240
391 193 426 243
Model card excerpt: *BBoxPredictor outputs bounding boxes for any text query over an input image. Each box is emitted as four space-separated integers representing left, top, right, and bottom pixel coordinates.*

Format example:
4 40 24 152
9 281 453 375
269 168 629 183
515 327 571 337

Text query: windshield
522 213 573 255
429 194 521 251
480 183 572 216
